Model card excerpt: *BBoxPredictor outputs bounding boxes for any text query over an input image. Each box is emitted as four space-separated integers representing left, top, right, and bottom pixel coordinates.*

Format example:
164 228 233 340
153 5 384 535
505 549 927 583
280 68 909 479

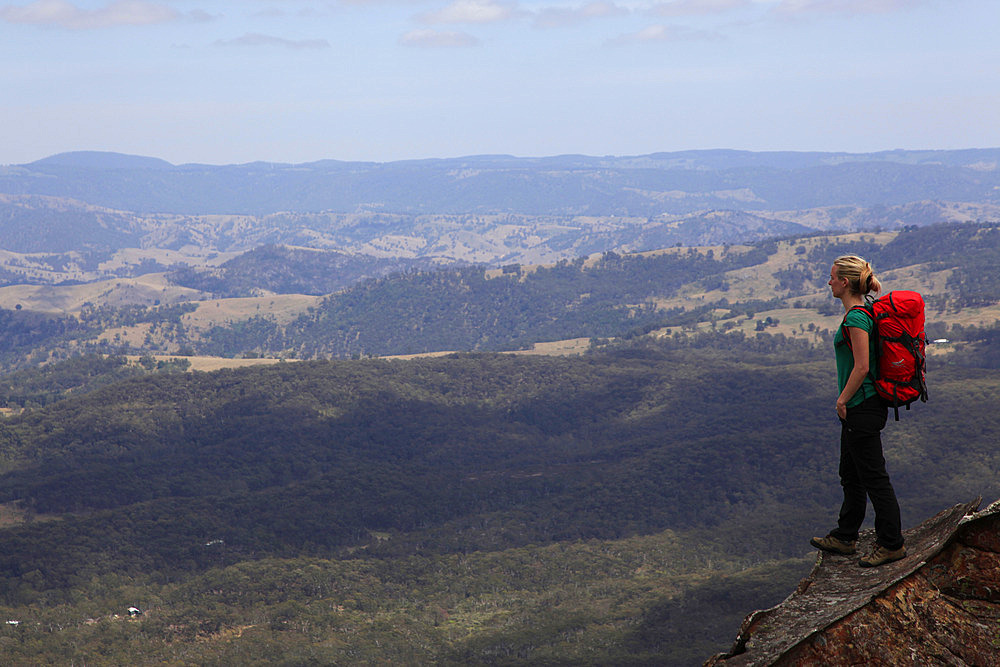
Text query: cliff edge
706 498 1000 666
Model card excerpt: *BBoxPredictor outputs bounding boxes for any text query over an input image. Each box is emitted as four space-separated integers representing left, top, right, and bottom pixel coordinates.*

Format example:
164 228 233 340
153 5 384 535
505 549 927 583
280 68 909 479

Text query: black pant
830 395 904 550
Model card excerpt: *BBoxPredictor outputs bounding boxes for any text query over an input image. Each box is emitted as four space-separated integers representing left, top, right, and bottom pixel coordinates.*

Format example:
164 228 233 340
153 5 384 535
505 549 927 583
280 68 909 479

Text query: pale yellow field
677 232 898 306
516 337 593 356
98 322 156 347
121 354 293 372
0 273 204 313
383 337 594 360
0 245 234 289
100 247 238 271
181 294 323 331
382 350 460 361
929 303 1000 327
157 355 295 372
90 293 323 351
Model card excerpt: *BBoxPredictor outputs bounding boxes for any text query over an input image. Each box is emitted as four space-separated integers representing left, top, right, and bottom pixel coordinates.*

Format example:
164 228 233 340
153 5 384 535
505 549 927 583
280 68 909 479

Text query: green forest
168 245 447 298
1 337 998 663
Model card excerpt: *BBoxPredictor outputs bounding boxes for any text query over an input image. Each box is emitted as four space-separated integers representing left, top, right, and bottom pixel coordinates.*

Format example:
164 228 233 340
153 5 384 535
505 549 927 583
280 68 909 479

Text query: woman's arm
837 326 870 419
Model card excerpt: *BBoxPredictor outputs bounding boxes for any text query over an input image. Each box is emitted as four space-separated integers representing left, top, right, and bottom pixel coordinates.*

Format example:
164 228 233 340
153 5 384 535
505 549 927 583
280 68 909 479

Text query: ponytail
834 255 881 295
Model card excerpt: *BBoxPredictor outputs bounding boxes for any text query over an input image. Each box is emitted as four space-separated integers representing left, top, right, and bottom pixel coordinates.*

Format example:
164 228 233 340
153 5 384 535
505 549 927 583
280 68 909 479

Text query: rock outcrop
706 498 1000 666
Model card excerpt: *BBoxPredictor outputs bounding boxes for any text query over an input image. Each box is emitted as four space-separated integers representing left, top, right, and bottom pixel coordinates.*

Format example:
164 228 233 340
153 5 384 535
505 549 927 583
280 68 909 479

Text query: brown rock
706 498 1000 666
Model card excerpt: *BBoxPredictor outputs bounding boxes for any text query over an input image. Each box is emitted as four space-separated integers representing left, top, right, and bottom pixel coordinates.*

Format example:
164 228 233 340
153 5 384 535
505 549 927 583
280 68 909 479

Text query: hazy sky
2 0 998 165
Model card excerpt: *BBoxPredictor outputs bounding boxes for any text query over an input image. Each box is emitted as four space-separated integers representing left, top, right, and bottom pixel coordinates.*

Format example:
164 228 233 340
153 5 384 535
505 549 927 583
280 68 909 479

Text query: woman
810 255 906 567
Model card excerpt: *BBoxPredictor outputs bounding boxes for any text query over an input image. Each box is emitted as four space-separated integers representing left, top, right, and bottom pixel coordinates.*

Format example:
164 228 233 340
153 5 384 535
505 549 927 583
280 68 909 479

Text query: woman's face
829 264 848 298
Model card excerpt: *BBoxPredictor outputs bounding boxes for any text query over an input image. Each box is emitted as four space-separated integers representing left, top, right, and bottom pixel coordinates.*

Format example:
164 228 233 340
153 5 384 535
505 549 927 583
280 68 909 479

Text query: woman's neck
841 293 864 311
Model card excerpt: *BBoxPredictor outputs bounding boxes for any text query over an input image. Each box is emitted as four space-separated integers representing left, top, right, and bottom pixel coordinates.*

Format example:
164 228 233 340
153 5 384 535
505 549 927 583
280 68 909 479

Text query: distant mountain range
3 148 999 216
2 148 1000 290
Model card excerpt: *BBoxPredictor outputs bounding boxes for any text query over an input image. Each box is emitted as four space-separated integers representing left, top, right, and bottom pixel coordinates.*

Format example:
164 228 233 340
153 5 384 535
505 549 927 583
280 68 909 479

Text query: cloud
214 33 332 50
183 8 215 23
251 6 328 19
533 1 628 28
419 0 520 24
399 28 479 47
772 0 929 15
606 23 719 45
0 0 195 29
650 0 754 18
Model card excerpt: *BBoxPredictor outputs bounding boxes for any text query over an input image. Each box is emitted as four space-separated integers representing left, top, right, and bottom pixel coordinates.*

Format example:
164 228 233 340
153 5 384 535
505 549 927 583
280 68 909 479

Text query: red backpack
843 290 929 420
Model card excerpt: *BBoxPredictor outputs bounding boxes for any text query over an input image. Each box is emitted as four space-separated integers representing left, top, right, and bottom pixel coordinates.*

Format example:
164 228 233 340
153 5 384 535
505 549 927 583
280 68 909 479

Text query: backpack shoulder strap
840 304 874 350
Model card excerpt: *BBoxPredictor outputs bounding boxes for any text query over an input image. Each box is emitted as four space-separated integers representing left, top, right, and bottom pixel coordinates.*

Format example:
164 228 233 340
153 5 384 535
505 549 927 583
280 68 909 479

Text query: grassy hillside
5 221 1000 368
203 221 1000 359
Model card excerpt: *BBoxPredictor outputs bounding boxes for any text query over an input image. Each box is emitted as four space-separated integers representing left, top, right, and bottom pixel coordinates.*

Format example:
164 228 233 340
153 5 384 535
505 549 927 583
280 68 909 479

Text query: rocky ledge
706 498 1000 666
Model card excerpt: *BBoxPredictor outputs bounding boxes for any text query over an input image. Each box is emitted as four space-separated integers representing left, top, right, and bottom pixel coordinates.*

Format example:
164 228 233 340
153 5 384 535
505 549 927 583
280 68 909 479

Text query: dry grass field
0 273 204 313
152 355 293 372
383 338 594 360
90 294 323 353
181 294 323 330
516 337 593 356
0 245 233 290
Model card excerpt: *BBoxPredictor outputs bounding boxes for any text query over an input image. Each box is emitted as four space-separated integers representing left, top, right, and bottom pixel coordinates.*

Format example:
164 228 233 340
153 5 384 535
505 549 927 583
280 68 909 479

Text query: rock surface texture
706 498 1000 666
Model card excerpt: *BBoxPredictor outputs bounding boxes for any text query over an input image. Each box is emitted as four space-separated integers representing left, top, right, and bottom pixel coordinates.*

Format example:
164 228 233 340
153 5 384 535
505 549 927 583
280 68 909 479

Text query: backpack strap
840 304 875 356
840 303 879 398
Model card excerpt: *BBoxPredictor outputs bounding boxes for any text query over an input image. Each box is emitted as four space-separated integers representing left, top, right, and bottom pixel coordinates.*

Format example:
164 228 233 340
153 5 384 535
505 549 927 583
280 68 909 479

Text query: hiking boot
859 544 906 568
810 535 857 555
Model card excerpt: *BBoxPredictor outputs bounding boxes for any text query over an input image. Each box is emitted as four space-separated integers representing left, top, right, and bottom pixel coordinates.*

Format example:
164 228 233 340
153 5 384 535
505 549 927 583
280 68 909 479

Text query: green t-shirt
834 307 877 408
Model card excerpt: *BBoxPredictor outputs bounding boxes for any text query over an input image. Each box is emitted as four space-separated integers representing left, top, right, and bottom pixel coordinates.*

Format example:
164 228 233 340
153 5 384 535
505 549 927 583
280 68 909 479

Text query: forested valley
1 336 999 663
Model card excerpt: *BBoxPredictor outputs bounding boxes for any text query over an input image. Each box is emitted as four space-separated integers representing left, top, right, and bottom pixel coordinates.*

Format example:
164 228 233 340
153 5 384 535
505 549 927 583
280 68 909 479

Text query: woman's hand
837 399 848 420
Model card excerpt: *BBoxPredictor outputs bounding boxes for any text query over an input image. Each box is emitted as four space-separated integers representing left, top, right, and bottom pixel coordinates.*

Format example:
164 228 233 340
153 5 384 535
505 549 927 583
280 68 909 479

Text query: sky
2 0 999 166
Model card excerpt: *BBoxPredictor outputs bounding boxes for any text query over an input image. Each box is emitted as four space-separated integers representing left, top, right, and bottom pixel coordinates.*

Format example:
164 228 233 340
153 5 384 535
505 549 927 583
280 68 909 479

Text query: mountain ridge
2 194 998 278
19 148 1000 171
5 149 999 216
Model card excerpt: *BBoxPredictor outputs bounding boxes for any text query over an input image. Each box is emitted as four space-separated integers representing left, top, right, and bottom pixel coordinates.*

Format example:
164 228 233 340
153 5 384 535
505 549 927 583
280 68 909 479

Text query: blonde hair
833 255 882 295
